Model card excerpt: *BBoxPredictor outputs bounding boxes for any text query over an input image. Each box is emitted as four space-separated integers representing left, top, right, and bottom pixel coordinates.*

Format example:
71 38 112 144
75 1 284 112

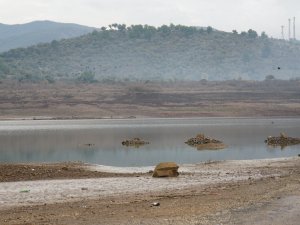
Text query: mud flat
0 157 300 224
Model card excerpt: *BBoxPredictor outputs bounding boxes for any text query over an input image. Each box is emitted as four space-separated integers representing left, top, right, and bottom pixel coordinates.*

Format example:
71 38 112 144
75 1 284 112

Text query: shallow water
0 118 299 166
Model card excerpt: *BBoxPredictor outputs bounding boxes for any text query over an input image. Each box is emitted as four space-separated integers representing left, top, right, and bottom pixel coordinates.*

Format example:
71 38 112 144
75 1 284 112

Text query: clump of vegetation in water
185 133 226 150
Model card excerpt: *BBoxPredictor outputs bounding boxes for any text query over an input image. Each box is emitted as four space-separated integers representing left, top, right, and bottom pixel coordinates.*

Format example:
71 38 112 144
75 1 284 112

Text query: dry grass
0 80 299 119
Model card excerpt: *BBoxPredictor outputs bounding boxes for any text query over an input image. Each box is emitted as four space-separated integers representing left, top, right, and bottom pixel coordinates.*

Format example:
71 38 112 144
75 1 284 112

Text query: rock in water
185 133 226 150
153 162 179 178
121 137 149 148
265 133 300 148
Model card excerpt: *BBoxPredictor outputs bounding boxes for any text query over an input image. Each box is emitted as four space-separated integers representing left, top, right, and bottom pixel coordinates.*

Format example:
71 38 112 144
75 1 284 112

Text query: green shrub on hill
1 24 300 82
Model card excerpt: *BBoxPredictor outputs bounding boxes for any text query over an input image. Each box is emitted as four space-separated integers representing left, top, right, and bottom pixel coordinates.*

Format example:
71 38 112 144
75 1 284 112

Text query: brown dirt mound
0 162 146 182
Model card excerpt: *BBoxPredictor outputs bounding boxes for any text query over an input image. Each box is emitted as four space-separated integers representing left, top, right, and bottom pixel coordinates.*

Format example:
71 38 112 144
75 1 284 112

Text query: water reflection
0 118 299 166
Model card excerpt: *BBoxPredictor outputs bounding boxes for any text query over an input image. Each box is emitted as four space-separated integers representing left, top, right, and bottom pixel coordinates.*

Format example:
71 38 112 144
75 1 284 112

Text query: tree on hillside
158 25 171 37
248 29 258 38
265 75 275 80
77 71 96 83
18 73 42 83
207 26 213 34
260 31 268 39
0 58 9 76
128 24 145 38
91 30 98 36
45 75 55 83
143 25 156 40
111 23 118 30
117 24 126 31
199 28 205 34
170 25 197 37
240 31 247 36
181 26 197 37
51 40 59 48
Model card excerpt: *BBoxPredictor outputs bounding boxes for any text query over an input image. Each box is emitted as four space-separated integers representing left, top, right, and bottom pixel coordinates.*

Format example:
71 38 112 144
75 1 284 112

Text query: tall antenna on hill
293 17 296 40
281 25 285 39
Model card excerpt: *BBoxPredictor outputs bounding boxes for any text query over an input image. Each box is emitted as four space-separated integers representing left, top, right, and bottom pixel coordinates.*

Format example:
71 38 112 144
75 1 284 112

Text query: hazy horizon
0 0 299 39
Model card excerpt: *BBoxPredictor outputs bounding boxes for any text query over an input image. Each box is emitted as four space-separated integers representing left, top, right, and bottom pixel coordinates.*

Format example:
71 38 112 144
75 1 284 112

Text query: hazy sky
0 0 299 38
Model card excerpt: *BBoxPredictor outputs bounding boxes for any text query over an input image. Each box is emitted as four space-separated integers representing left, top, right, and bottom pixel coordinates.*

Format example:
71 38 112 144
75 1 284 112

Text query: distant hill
1 24 300 81
0 20 95 52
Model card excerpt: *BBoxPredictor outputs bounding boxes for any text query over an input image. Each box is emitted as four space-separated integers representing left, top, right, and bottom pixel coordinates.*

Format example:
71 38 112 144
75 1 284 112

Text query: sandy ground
0 157 300 224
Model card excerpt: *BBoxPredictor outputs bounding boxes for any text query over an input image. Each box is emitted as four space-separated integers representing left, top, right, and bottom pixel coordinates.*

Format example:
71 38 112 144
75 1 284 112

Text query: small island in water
185 133 226 150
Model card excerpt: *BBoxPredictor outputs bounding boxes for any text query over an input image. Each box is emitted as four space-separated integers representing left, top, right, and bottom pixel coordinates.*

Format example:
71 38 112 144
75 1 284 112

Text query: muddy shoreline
1 157 300 224
1 115 300 121
0 162 147 183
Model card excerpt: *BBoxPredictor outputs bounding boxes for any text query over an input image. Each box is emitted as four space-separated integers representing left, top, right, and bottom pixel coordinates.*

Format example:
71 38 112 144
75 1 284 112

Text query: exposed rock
265 133 300 148
185 133 226 150
122 138 149 148
151 202 160 207
153 162 179 178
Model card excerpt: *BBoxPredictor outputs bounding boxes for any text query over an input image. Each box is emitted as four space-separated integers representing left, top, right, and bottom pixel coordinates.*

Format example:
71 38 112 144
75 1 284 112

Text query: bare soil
0 162 145 182
0 80 299 119
1 157 300 225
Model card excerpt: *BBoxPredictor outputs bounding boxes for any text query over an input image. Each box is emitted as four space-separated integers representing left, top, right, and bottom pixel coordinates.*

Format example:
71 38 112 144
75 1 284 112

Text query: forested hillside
1 24 300 81
0 21 94 52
